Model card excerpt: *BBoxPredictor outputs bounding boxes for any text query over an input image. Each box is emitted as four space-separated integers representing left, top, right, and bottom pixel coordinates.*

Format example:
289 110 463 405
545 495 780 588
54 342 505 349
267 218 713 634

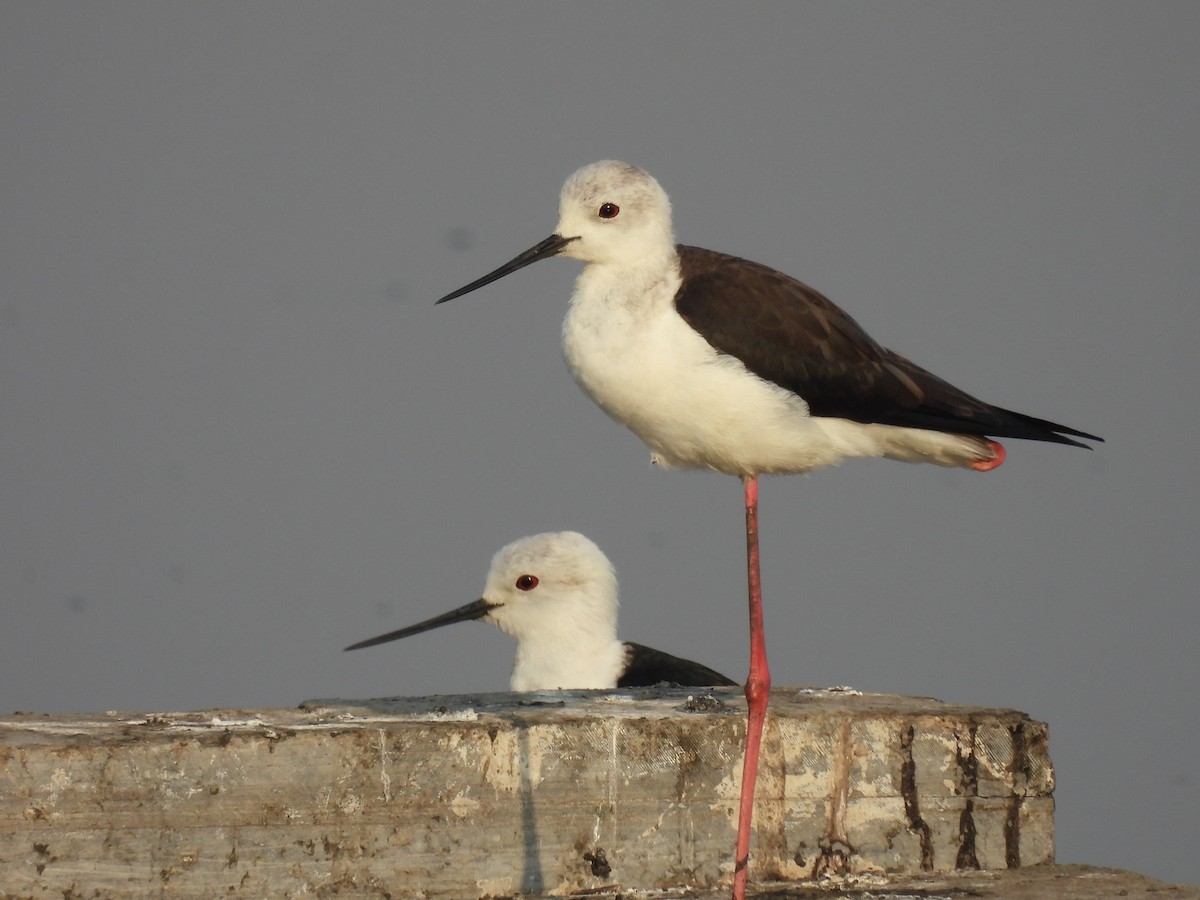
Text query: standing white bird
434 161 1101 898
346 531 734 691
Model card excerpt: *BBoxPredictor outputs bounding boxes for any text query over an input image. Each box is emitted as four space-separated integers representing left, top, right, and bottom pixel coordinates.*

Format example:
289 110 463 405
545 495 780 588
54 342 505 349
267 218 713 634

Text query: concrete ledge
716 865 1198 898
1 687 1053 896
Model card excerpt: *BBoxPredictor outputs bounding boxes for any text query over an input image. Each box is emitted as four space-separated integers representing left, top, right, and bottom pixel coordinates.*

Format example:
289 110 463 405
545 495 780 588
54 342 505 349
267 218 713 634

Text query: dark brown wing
674 246 1100 446
618 642 737 688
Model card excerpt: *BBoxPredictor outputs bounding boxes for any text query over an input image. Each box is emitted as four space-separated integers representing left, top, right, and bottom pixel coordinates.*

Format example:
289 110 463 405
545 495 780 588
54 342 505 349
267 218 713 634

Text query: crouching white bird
346 531 734 691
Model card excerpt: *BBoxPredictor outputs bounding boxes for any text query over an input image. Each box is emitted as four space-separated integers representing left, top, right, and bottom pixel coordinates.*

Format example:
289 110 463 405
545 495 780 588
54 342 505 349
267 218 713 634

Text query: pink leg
969 439 1006 472
733 475 771 900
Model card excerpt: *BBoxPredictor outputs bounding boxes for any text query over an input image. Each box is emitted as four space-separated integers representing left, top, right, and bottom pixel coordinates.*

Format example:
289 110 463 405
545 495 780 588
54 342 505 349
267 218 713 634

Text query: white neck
509 630 626 691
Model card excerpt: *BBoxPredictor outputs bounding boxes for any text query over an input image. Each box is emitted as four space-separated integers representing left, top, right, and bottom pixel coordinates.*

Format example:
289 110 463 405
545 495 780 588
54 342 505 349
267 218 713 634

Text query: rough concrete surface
731 864 1199 898
1 687 1058 897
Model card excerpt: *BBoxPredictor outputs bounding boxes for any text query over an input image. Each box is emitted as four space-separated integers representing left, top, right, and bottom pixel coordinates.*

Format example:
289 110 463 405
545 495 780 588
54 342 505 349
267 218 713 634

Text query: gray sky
3 2 1197 886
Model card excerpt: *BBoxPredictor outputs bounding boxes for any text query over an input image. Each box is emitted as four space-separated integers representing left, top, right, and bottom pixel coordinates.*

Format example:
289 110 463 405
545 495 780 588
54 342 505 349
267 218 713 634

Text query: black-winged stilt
346 531 735 690
434 161 1102 897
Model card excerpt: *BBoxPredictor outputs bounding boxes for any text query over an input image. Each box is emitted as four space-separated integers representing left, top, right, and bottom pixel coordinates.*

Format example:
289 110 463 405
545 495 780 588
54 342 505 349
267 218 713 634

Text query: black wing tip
1067 429 1104 445
1021 430 1099 450
619 642 738 688
989 409 1103 448
872 404 1103 449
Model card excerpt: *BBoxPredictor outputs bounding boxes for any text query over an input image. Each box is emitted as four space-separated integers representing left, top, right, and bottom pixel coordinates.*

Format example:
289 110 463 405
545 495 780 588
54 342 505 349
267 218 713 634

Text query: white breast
509 635 626 690
563 263 827 475
560 259 991 475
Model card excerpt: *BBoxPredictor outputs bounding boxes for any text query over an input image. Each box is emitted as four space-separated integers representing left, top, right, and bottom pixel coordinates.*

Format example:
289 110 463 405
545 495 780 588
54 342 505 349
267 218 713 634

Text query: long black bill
435 233 577 304
344 598 498 651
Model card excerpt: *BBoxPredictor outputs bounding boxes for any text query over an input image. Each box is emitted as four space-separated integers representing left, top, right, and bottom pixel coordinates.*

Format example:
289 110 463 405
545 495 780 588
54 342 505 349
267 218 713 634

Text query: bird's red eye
598 202 619 219
515 574 539 591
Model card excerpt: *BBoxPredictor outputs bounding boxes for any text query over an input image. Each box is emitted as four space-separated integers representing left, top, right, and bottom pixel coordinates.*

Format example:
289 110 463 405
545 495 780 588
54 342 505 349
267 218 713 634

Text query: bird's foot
969 440 1006 471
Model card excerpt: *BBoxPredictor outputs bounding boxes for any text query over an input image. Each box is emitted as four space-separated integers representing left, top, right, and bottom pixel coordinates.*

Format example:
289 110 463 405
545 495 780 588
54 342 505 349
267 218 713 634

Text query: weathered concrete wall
0 687 1052 897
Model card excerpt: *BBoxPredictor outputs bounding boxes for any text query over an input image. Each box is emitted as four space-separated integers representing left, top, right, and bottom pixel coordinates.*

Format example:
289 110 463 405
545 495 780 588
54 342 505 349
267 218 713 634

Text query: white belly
560 265 990 476
563 269 847 476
